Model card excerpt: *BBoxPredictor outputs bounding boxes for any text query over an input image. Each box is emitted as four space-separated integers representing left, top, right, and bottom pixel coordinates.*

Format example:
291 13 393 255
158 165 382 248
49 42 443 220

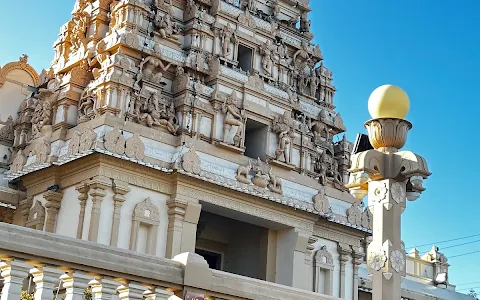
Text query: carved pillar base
43 190 64 233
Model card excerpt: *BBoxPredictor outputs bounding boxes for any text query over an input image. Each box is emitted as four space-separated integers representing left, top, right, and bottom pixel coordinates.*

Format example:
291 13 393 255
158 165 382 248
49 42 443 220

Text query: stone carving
87 40 111 80
11 150 26 173
314 151 329 185
292 41 310 70
347 204 362 226
309 112 330 144
154 8 181 40
368 251 387 271
182 148 201 175
220 25 237 58
222 91 245 147
26 200 45 230
246 71 264 89
308 69 319 98
251 158 270 188
0 115 14 143
103 126 126 155
132 91 179 135
312 187 331 214
125 133 145 161
134 197 160 223
299 12 311 33
260 40 274 77
236 160 252 184
315 246 334 266
68 125 97 155
267 169 283 194
78 84 97 123
391 182 406 203
134 44 173 88
238 9 256 28
390 250 406 273
33 139 51 164
241 0 257 12
272 111 295 164
31 89 56 139
361 208 373 229
372 182 388 203
333 113 345 130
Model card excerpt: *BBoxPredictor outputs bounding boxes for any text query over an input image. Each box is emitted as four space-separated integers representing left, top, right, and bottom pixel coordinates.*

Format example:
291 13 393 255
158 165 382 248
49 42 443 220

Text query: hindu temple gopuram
0 0 475 299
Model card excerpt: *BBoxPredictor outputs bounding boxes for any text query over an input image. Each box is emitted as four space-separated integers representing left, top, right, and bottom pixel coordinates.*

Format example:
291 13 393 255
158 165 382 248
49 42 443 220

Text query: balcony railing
0 223 340 300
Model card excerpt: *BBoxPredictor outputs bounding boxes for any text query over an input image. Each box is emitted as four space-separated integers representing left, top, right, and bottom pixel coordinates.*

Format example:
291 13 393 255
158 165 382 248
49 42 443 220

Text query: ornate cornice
0 56 39 88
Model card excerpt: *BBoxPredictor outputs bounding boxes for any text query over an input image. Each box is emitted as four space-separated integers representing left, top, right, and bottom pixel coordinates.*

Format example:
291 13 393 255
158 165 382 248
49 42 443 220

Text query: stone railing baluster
0 259 30 300
29 265 63 300
60 270 91 300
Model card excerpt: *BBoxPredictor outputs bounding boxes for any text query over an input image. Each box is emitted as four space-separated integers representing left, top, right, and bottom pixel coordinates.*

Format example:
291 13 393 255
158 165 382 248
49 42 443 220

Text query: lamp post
346 85 431 300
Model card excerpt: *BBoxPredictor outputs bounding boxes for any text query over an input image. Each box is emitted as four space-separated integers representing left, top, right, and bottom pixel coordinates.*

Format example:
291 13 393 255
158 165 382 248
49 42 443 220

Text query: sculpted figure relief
0 116 14 142
293 41 310 70
309 111 330 144
300 12 311 32
135 44 172 88
134 91 179 135
220 25 237 58
78 85 97 123
31 89 56 139
154 9 181 40
222 91 245 147
272 111 295 164
308 69 319 98
260 40 274 77
88 40 111 80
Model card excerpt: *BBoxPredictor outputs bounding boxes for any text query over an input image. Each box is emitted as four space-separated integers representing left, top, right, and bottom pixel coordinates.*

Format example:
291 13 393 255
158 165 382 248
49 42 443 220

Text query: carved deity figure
222 91 245 146
293 41 310 70
267 168 283 194
272 111 295 164
315 151 329 185
154 10 181 40
298 71 308 95
88 40 111 80
135 44 172 87
135 91 179 135
220 25 237 58
31 89 55 139
69 10 89 56
331 158 344 185
309 112 330 144
260 40 274 77
309 69 319 98
241 0 257 12
300 12 311 32
78 86 97 122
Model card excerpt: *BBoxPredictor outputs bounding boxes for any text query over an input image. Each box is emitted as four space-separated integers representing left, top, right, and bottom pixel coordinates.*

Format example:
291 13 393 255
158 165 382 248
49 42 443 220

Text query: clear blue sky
1 0 479 293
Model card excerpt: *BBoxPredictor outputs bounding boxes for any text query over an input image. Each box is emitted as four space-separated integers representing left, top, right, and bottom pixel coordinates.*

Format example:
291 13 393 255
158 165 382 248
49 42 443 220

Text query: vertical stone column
114 278 130 300
30 265 64 300
60 270 90 300
352 248 365 300
368 179 406 300
338 243 352 298
0 259 30 300
75 182 90 239
110 180 130 247
165 197 202 259
88 176 111 242
89 275 116 300
43 190 64 233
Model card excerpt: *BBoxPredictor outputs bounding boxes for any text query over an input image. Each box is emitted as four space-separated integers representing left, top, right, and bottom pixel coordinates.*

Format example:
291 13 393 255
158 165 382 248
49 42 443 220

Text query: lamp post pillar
347 85 431 300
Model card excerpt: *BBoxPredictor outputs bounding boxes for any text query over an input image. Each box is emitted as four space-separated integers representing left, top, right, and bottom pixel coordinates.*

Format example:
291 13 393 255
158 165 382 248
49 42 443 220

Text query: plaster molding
0 55 39 88
176 184 315 232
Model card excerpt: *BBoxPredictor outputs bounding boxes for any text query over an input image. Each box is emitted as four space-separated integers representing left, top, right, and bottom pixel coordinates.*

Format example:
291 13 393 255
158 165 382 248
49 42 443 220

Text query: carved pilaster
338 243 352 299
165 196 201 259
75 182 90 239
43 190 64 233
87 176 111 242
352 247 365 300
111 180 130 247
